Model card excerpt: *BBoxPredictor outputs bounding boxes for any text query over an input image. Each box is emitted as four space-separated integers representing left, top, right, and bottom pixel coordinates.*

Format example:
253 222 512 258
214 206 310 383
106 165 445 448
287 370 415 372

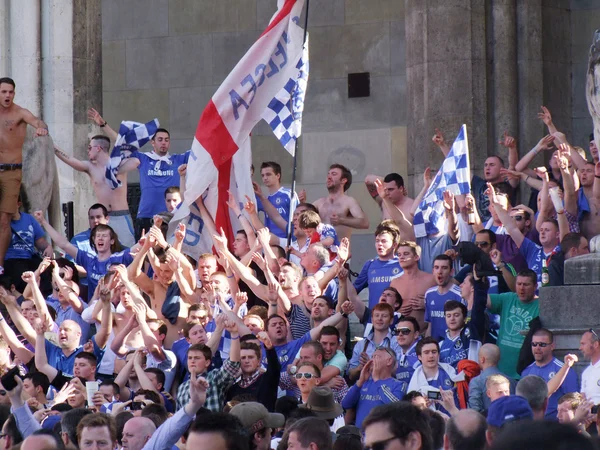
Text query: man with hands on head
33 210 133 301
342 347 405 429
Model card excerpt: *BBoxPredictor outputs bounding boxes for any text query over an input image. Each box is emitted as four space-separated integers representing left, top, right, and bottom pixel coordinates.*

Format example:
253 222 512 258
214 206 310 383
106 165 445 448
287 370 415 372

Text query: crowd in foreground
2 75 600 449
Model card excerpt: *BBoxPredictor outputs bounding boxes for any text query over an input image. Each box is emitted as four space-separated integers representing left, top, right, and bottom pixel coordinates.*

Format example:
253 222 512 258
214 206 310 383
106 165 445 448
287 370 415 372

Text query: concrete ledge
539 285 600 329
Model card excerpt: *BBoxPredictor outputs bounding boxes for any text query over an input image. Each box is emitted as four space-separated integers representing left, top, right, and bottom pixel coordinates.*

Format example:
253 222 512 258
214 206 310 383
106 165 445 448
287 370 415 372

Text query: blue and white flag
261 35 309 156
105 119 160 189
413 124 471 238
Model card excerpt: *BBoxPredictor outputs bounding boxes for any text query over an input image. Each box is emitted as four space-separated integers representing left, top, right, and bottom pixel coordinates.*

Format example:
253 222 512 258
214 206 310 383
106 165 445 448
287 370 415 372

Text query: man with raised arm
313 164 369 241
365 172 414 221
53 108 138 246
0 77 48 275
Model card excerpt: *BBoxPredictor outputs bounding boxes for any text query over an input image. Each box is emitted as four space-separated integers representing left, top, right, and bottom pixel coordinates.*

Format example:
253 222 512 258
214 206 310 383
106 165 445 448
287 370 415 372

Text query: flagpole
286 0 310 259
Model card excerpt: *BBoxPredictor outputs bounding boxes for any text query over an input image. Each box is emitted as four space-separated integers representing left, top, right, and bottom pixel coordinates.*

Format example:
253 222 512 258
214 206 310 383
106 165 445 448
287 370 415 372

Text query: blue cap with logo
487 395 533 427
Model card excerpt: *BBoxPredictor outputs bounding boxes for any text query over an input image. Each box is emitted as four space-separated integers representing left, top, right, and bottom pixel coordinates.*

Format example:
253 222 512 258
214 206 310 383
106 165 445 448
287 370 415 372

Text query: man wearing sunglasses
521 328 579 419
393 317 421 393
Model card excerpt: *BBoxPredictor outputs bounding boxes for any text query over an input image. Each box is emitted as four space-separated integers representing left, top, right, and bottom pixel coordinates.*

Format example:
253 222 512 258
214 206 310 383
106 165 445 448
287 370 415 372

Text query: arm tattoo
54 148 68 158
366 183 379 199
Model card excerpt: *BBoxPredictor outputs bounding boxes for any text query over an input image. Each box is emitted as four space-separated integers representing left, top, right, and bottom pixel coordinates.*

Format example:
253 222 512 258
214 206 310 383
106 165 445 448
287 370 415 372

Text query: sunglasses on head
590 328 600 342
392 327 412 336
294 372 315 380
531 342 550 348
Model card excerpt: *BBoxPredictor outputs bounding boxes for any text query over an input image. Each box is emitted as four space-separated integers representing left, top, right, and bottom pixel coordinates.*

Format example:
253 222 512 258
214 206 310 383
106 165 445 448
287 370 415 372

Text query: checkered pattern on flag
169 0 306 260
261 36 309 156
105 119 160 189
413 124 471 238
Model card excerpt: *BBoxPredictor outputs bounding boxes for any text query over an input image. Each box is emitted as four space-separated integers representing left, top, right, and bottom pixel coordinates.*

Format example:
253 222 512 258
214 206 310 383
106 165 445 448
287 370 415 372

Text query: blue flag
413 125 471 238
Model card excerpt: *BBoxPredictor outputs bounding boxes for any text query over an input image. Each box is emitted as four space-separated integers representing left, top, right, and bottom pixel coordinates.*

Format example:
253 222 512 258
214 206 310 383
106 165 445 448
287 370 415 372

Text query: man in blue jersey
424 254 464 340
521 328 579 419
393 316 421 393
254 161 298 244
408 336 459 415
342 347 405 430
68 203 109 297
439 276 487 369
125 128 189 240
34 212 133 301
353 220 403 309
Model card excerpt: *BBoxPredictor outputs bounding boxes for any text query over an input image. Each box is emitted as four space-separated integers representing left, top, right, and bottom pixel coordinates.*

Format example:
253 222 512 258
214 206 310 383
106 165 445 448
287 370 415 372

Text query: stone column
405 0 488 194
3 1 101 233
10 0 42 116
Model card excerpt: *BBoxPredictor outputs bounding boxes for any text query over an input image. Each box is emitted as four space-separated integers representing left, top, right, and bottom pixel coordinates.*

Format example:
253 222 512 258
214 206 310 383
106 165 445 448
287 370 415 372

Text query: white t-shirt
581 359 600 404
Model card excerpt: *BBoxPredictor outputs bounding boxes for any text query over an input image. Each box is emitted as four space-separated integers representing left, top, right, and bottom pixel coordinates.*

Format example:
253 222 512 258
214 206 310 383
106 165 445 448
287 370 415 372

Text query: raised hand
223 318 239 336
0 287 17 307
533 166 549 182
113 264 129 283
337 237 350 263
256 228 271 248
341 300 354 316
252 181 263 199
537 106 553 126
267 282 279 304
234 292 248 308
423 167 432 188
244 195 257 215
485 182 498 204
432 128 446 147
98 279 111 303
257 331 273 349
87 107 106 126
489 249 503 266
444 249 458 261
251 252 266 270
174 223 186 243
226 191 242 215
498 130 516 149
358 359 373 386
499 168 522 182
298 189 307 203
178 164 187 177
83 339 94 353
442 190 455 212
149 225 168 248
212 228 228 250
564 353 579 368
37 257 53 274
188 370 209 410
373 178 387 199
536 134 555 152
21 271 35 284
166 252 180 271
338 267 348 282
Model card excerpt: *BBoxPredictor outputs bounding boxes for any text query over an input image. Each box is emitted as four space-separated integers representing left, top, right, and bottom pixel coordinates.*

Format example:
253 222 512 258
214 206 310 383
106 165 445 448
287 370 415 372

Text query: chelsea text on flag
170 0 307 259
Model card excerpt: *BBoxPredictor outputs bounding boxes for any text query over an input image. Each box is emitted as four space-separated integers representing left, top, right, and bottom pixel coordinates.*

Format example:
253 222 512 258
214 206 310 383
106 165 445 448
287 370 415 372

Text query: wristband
227 274 234 279
341 312 349 319
525 175 530 182
237 213 242 219
100 121 107 127
230 335 240 340
270 303 278 307
164 244 171 251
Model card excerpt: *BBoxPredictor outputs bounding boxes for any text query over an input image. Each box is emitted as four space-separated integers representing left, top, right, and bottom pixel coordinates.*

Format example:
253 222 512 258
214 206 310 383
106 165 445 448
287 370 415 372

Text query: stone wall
101 0 407 270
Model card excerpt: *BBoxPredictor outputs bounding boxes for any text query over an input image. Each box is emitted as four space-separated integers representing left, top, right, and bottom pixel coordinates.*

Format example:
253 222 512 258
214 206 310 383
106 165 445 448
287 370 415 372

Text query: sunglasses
294 372 315 380
512 215 524 221
364 436 399 450
475 241 490 248
531 342 550 347
392 328 412 336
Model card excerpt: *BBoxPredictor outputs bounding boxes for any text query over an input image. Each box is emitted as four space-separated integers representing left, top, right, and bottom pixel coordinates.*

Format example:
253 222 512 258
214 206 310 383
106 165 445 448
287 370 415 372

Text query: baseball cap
487 395 533 427
230 402 285 434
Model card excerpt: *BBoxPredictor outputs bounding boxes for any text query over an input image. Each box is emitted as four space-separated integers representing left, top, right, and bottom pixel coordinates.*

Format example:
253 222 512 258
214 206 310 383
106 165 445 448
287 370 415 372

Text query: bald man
444 409 487 450
121 417 156 450
467 344 515 412
21 434 60 450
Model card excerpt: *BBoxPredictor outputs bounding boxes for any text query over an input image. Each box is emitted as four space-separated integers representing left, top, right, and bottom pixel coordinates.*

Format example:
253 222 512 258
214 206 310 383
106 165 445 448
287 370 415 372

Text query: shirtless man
54 128 138 247
313 164 369 241
127 226 196 348
578 162 600 240
0 77 48 274
365 173 414 221
390 240 435 331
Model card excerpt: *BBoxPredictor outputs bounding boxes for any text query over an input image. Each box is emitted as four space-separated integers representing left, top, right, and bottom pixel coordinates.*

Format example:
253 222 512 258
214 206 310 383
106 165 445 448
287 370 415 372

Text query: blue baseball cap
487 395 533 427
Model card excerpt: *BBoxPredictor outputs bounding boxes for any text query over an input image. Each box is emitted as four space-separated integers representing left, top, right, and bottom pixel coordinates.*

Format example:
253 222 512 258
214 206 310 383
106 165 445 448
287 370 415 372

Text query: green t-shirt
489 292 539 379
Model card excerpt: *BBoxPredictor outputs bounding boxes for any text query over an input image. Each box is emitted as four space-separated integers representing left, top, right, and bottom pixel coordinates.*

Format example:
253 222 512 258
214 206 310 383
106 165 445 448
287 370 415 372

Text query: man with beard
313 164 369 241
